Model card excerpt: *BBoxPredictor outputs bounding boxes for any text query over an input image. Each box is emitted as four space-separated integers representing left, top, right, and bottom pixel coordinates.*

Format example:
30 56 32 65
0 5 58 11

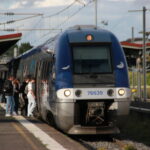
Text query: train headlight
64 90 71 97
118 89 125 96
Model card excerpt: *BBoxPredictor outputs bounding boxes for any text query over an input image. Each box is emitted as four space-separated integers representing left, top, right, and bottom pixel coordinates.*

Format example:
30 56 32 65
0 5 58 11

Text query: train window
29 60 36 74
73 45 112 74
23 65 27 76
41 61 50 80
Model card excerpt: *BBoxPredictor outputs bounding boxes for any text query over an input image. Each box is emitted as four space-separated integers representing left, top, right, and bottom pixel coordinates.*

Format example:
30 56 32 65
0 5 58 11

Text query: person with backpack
3 76 15 117
0 78 4 103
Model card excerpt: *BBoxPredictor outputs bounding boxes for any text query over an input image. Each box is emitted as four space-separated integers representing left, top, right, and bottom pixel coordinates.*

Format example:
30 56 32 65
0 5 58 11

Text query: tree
1 42 33 57
19 42 33 54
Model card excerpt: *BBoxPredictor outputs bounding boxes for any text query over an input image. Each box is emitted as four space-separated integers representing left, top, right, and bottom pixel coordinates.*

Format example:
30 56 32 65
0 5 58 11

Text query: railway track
72 136 136 150
71 135 150 150
34 105 150 150
69 110 150 150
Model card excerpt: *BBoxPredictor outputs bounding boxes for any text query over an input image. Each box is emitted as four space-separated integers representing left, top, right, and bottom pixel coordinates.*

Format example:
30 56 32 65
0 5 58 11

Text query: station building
121 38 150 69
121 38 150 100
0 33 22 79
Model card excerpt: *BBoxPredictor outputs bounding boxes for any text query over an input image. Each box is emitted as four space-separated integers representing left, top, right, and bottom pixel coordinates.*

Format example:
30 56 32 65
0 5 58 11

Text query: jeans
0 94 2 103
5 96 14 115
27 93 36 116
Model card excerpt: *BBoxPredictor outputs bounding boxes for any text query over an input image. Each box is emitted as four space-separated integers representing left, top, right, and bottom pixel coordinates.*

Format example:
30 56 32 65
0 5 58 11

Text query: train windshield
73 45 112 74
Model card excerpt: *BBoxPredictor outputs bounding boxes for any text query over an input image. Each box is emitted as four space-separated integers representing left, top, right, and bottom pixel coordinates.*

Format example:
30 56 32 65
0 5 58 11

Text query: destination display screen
73 45 112 74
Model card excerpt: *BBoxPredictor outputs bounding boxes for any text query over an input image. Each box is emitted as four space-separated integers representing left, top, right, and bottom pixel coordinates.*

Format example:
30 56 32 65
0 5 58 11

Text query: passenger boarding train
8 25 131 134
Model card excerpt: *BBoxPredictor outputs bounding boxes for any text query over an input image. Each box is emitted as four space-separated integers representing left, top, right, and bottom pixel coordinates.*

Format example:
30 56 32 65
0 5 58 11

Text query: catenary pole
95 0 98 28
129 7 149 101
143 6 147 101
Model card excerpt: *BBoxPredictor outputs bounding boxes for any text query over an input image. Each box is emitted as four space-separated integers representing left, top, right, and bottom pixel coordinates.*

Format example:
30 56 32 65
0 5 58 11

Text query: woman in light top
27 77 36 117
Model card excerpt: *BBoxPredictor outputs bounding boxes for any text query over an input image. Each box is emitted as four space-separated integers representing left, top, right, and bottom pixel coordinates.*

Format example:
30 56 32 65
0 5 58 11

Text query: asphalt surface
0 104 87 150
0 105 48 150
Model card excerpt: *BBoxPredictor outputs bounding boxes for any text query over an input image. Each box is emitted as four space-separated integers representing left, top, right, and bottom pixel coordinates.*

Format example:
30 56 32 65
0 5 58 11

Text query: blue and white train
9 25 131 134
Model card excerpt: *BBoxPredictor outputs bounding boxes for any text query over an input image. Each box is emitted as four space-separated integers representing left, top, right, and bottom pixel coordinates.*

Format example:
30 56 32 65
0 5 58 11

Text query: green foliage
124 145 137 150
1 42 33 57
19 42 33 54
147 73 150 85
129 71 150 86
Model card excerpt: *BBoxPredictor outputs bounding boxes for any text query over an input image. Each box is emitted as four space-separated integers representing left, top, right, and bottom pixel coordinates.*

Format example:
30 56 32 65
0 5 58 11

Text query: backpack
19 82 27 93
3 80 13 93
0 79 4 93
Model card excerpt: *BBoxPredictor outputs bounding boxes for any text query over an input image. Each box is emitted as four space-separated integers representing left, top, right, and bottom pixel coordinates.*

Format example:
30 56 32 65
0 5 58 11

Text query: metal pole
132 68 134 88
95 0 98 27
137 58 141 100
132 27 134 42
143 6 147 101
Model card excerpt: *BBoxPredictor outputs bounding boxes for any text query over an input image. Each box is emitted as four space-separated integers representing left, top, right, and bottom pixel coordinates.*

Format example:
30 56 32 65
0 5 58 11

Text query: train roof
13 25 117 61
61 25 115 44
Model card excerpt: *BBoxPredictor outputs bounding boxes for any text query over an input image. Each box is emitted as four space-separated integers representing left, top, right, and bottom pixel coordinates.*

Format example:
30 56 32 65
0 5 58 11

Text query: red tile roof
0 33 22 41
121 41 150 48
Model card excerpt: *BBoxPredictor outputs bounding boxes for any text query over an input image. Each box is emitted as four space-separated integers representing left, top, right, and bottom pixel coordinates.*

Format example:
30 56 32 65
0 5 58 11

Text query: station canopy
0 33 22 55
121 39 150 68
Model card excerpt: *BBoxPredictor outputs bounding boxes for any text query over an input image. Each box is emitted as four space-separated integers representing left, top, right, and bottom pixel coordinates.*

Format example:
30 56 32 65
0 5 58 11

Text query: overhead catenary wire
9 0 82 45
0 0 94 46
45 1 76 18
0 14 43 26
32 0 94 46
44 0 85 18
0 28 62 31
20 16 44 44
0 12 43 16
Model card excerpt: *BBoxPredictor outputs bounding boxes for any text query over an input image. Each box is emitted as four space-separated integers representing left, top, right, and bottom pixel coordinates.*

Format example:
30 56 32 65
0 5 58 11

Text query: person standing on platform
19 76 29 116
3 76 14 117
13 78 20 115
27 77 36 117
0 78 4 103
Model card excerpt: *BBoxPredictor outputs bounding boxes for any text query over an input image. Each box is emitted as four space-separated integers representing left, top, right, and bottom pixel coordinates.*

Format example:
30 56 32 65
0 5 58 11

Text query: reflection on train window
30 60 36 74
23 65 27 76
73 45 112 74
41 61 51 80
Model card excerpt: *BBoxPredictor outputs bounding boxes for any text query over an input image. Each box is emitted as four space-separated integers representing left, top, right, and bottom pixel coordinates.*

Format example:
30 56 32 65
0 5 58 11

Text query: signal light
86 34 93 41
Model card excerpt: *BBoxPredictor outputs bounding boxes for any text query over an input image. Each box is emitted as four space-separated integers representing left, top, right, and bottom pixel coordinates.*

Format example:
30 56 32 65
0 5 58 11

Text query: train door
49 56 56 111
35 59 51 112
35 61 43 112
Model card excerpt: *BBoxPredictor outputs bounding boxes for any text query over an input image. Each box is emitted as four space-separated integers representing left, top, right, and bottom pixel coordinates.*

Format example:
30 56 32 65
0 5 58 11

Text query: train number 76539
87 90 103 96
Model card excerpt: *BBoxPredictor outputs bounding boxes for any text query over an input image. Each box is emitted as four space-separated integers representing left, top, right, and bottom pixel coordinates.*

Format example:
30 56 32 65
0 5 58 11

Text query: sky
0 0 150 46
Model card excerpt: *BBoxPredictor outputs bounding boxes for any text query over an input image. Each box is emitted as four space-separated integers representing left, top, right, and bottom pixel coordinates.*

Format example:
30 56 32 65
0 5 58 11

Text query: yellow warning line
12 123 39 150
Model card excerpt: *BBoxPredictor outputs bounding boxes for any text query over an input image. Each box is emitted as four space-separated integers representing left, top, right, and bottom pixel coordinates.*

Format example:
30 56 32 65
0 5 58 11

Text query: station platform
0 104 87 150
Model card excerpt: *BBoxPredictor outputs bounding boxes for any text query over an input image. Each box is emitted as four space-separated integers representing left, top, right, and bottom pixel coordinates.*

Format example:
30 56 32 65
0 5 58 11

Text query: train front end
55 26 131 134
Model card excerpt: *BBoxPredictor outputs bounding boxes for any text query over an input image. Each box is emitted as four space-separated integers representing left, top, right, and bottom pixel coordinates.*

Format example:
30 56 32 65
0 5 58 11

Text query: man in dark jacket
3 76 14 116
0 78 4 103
